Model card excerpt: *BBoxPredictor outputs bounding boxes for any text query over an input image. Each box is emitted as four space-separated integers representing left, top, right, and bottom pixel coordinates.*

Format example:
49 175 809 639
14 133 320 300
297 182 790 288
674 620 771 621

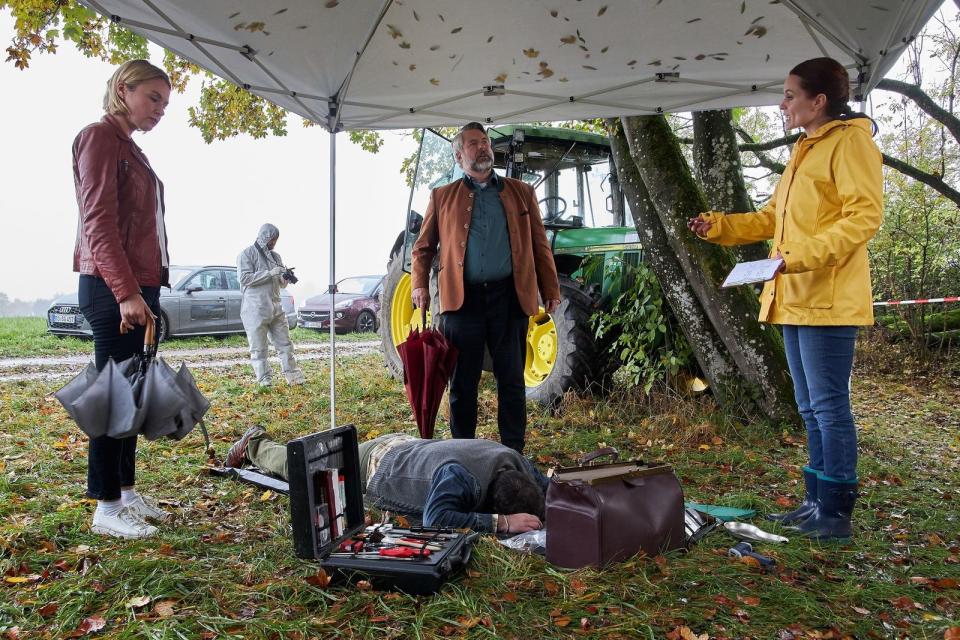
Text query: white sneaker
124 495 171 523
91 506 158 539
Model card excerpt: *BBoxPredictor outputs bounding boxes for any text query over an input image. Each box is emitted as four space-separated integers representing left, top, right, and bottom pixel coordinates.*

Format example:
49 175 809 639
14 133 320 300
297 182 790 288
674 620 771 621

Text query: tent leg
328 130 337 430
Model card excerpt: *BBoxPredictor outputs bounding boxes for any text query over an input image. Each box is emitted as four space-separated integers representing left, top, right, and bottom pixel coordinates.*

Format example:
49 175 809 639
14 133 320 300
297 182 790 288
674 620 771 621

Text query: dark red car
298 275 384 334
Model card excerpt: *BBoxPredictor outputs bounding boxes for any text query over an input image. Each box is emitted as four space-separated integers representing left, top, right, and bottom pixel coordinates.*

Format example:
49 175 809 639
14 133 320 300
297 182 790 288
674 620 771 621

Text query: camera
282 267 298 284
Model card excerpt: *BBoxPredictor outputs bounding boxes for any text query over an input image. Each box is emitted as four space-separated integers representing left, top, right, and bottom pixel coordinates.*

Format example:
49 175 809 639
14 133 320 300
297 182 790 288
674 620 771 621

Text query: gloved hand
269 266 284 277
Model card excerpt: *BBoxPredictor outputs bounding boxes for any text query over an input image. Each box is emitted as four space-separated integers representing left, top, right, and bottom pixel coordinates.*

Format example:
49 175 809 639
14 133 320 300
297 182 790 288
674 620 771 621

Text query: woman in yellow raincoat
689 57 882 542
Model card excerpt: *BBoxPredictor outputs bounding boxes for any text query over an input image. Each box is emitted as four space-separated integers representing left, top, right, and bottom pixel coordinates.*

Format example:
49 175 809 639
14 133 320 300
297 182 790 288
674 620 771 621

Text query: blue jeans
781 325 859 482
78 275 160 500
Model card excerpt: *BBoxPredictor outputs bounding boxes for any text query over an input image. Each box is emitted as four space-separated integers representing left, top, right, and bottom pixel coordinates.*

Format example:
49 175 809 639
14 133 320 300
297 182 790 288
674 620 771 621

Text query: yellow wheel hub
390 272 430 348
525 309 557 388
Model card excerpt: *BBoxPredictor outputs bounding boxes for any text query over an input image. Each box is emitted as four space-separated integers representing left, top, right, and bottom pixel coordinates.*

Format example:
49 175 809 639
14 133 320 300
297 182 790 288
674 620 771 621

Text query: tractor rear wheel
524 277 601 407
378 247 603 407
378 244 438 379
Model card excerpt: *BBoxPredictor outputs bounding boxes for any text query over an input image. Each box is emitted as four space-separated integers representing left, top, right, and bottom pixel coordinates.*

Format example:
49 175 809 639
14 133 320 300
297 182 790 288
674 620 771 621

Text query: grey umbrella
55 317 210 442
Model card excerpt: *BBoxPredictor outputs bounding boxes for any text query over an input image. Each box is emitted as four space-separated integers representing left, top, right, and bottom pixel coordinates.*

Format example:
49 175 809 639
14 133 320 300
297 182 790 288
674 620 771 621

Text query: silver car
46 265 298 341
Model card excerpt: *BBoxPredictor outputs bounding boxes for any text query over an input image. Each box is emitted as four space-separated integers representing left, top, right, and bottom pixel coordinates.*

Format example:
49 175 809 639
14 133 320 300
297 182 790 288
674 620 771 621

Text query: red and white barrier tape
873 296 960 307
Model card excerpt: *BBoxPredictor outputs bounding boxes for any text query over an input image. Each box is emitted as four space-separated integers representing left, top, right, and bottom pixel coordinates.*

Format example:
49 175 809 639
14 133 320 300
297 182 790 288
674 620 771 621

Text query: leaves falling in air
550 9 559 17
228 11 240 19
583 65 597 70
487 36 494 43
429 45 440 51
429 78 440 85
273 8 287 15
745 24 767 37
413 9 419 21
561 35 577 45
408 64 416 71
451 27 462 34
399 41 411 49
495 73 508 83
687 18 702 23
523 47 540 58
741 1 747 14
649 59 662 66
325 1 339 7
598 5 608 16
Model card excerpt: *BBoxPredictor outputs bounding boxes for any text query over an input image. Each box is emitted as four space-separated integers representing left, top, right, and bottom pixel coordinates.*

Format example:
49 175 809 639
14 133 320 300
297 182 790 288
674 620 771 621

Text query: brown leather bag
545 448 686 568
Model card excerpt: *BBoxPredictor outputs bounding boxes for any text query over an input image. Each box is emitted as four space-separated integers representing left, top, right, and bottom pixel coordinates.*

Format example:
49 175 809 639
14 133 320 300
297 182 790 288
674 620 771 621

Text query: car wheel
157 311 170 343
355 310 377 333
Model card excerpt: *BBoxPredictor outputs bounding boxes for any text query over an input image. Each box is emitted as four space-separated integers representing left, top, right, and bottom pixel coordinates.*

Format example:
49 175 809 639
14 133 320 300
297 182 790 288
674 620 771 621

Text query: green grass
0 345 958 638
0 317 376 358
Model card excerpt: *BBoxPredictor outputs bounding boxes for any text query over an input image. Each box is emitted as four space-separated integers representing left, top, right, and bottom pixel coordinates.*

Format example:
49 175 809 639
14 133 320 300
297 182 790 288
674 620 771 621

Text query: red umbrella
397 309 458 439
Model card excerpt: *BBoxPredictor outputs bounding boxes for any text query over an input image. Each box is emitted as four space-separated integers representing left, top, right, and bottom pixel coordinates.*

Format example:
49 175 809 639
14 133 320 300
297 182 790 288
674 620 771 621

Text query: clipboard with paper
721 257 784 288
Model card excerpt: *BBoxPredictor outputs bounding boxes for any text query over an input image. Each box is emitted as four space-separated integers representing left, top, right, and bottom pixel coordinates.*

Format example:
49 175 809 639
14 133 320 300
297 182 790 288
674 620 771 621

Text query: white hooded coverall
237 224 305 385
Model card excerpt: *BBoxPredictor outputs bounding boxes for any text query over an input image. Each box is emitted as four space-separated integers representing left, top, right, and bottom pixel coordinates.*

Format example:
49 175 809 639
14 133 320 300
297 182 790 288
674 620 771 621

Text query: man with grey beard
410 122 560 453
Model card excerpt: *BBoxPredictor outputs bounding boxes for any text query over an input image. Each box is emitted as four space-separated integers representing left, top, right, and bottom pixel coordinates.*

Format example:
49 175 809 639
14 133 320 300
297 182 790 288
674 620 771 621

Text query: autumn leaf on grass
945 627 960 640
154 600 176 618
553 616 572 627
125 595 151 609
356 580 373 591
305 569 332 588
502 591 519 602
667 626 708 640
775 496 793 508
67 616 106 638
891 595 923 610
260 490 273 502
36 603 58 618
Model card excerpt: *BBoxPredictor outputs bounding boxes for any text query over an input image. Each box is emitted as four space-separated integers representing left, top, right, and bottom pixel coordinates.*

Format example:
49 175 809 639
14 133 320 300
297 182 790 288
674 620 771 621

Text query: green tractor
378 126 643 406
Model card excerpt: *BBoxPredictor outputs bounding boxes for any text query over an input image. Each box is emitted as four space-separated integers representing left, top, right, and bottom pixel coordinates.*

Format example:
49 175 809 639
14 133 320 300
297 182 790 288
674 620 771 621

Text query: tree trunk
692 110 769 263
620 114 800 426
606 119 739 405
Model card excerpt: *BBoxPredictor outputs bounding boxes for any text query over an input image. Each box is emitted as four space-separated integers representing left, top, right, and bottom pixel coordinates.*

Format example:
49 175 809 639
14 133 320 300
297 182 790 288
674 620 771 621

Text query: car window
184 270 224 291
338 276 385 295
168 267 193 288
223 270 241 291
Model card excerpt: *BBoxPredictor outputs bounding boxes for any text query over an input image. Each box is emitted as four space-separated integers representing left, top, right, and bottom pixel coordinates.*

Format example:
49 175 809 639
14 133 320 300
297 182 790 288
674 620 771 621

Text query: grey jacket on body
365 437 540 531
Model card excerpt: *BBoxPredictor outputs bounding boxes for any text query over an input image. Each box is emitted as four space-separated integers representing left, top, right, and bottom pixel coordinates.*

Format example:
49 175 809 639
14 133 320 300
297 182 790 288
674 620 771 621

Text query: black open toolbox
214 425 477 595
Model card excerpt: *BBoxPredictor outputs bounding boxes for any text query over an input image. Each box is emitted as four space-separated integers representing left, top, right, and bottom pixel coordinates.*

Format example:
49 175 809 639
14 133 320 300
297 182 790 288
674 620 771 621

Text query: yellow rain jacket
700 117 882 326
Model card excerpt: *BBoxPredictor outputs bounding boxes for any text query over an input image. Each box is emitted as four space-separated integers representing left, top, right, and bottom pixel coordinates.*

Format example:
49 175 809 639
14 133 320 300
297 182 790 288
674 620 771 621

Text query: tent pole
328 129 337 430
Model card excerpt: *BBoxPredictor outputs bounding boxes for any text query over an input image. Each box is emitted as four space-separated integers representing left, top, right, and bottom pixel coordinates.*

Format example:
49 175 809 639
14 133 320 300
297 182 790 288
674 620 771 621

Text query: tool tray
216 425 476 595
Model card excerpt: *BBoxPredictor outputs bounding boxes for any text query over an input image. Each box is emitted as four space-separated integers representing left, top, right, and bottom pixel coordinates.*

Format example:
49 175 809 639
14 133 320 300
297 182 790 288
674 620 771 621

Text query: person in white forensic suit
237 223 305 386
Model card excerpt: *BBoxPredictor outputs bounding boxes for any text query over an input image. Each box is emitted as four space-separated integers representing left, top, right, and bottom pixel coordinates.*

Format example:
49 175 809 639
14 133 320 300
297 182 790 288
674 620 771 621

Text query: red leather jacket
73 114 169 303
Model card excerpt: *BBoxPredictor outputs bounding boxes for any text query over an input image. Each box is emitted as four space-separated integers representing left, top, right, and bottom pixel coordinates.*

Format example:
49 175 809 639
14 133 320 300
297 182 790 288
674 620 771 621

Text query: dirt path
0 340 381 383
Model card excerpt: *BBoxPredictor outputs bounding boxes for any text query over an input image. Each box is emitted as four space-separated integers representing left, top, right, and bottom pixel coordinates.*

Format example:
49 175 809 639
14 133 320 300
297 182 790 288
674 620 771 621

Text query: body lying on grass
226 426 547 534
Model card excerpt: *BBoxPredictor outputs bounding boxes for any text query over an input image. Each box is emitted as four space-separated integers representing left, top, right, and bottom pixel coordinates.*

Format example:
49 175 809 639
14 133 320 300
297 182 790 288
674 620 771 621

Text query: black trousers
441 277 528 453
78 275 161 500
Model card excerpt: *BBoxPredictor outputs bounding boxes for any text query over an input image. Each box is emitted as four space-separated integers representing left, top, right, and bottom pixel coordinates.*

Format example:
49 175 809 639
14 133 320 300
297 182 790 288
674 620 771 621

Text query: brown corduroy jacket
411 175 560 316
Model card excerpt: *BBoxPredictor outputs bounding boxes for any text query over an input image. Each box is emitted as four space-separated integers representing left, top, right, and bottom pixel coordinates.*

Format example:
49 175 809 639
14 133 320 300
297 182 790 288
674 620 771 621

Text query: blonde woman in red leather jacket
72 59 172 539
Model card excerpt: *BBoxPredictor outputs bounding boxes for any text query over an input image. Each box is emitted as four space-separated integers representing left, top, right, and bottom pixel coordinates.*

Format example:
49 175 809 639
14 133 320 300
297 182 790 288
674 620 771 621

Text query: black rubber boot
767 468 819 524
793 477 858 541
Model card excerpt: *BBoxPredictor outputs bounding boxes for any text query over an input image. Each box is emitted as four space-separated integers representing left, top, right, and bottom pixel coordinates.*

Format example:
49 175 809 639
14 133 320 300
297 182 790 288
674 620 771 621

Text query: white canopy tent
79 0 943 426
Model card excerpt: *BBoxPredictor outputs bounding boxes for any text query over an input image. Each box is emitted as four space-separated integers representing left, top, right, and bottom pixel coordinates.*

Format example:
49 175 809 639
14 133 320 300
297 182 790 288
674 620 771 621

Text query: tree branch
876 77 960 143
882 153 960 207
